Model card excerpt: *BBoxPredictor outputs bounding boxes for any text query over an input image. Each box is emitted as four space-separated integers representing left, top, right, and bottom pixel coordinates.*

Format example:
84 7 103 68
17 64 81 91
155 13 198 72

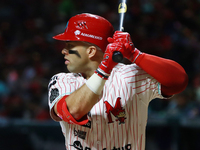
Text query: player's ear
87 46 97 59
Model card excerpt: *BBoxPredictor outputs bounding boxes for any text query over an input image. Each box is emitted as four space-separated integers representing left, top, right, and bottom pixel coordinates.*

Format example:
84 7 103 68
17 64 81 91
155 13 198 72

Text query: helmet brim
53 33 69 41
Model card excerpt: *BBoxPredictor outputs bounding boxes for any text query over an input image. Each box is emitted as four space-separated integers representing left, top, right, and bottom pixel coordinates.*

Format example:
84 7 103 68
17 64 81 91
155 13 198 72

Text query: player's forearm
54 73 106 121
135 53 188 95
65 84 99 120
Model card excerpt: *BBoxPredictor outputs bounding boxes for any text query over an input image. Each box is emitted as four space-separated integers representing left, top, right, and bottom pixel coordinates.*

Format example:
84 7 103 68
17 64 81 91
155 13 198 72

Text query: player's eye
68 50 81 58
68 50 77 54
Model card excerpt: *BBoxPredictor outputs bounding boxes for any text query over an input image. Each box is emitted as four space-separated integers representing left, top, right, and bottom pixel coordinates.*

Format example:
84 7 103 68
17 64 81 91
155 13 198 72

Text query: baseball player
48 13 188 150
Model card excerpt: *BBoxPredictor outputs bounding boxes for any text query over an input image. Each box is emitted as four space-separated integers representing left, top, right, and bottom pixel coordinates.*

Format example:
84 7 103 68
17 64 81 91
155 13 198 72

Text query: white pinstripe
48 63 164 150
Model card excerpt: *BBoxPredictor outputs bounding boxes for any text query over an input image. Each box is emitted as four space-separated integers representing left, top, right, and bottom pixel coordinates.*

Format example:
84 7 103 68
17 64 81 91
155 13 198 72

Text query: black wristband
95 69 109 79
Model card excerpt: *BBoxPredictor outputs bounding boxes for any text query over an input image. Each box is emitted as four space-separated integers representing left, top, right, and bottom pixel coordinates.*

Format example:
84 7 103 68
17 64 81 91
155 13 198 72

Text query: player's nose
62 48 69 55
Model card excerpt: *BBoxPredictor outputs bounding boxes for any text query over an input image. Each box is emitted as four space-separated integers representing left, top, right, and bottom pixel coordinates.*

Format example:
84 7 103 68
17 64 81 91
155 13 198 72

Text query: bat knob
112 51 123 62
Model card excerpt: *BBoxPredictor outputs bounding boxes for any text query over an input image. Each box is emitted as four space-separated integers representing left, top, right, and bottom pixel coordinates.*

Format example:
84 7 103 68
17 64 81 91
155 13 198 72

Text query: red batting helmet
53 13 114 52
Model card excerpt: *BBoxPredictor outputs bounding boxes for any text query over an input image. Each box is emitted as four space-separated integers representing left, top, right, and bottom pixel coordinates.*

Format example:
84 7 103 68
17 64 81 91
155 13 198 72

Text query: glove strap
95 68 110 80
132 48 143 63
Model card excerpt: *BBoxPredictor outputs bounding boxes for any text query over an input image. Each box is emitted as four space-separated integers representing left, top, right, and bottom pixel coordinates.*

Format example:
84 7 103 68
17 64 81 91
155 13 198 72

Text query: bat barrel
118 0 127 31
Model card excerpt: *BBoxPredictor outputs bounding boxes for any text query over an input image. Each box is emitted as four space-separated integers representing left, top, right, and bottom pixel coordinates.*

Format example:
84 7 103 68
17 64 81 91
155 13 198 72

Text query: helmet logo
74 30 81 35
74 30 103 41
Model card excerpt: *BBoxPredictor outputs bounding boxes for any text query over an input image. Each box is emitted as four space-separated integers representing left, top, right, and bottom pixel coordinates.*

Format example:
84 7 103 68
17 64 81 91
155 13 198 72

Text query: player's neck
82 62 99 79
82 69 96 79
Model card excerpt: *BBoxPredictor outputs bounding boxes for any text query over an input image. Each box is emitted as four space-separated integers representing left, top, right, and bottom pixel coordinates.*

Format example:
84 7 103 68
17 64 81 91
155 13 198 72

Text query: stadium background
0 0 200 150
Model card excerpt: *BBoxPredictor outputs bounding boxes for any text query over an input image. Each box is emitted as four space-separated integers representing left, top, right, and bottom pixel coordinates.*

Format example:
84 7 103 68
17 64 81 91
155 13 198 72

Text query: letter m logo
104 97 126 124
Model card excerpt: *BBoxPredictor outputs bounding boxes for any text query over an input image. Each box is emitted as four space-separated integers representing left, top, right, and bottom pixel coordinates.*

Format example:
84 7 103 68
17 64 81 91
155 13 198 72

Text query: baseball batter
48 13 188 150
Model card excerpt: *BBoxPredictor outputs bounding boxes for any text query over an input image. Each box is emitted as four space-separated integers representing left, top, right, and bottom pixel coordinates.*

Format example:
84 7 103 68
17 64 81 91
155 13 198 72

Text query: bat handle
112 28 124 63
112 51 123 62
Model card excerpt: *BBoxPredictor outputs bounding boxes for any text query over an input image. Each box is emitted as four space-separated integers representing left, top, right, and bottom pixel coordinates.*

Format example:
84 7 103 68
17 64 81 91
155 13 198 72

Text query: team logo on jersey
104 97 126 124
70 140 131 150
74 128 87 140
48 75 58 90
48 80 56 90
81 120 91 129
103 144 131 150
70 141 83 150
50 88 59 103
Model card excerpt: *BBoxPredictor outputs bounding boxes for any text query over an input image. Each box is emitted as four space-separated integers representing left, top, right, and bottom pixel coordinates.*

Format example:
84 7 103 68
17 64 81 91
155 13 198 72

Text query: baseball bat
112 0 128 63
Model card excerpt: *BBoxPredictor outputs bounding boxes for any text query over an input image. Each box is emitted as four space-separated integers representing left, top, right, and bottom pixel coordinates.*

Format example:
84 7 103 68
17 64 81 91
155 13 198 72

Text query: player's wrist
95 68 110 80
130 48 143 63
86 73 106 95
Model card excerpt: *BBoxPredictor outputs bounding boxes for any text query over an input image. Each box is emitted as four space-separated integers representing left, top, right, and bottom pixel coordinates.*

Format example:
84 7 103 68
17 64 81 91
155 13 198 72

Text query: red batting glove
95 43 124 79
108 31 143 63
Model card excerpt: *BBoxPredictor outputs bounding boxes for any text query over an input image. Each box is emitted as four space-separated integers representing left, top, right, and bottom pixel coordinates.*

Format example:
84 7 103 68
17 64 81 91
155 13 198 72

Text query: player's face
62 41 90 73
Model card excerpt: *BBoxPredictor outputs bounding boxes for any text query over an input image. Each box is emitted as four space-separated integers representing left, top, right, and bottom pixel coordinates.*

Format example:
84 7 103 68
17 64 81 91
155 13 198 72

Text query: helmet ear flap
53 13 114 53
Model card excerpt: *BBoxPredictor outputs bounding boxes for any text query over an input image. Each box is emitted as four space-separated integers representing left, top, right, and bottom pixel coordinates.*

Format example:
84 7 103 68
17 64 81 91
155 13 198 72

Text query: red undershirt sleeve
135 53 188 96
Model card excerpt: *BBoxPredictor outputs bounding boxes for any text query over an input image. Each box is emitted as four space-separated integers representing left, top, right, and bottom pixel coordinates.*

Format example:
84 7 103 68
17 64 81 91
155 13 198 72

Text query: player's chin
67 66 79 73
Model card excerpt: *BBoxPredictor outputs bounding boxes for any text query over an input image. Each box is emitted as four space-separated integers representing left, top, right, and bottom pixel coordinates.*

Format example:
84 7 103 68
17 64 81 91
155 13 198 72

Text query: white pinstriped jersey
48 63 164 150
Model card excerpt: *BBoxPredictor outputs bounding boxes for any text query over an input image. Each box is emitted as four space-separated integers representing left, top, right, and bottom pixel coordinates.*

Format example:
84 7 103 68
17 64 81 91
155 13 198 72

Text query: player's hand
108 31 142 63
108 31 133 43
95 43 124 79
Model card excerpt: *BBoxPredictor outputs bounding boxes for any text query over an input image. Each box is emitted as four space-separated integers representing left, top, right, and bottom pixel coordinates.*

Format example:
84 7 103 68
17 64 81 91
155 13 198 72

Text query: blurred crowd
0 0 200 121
